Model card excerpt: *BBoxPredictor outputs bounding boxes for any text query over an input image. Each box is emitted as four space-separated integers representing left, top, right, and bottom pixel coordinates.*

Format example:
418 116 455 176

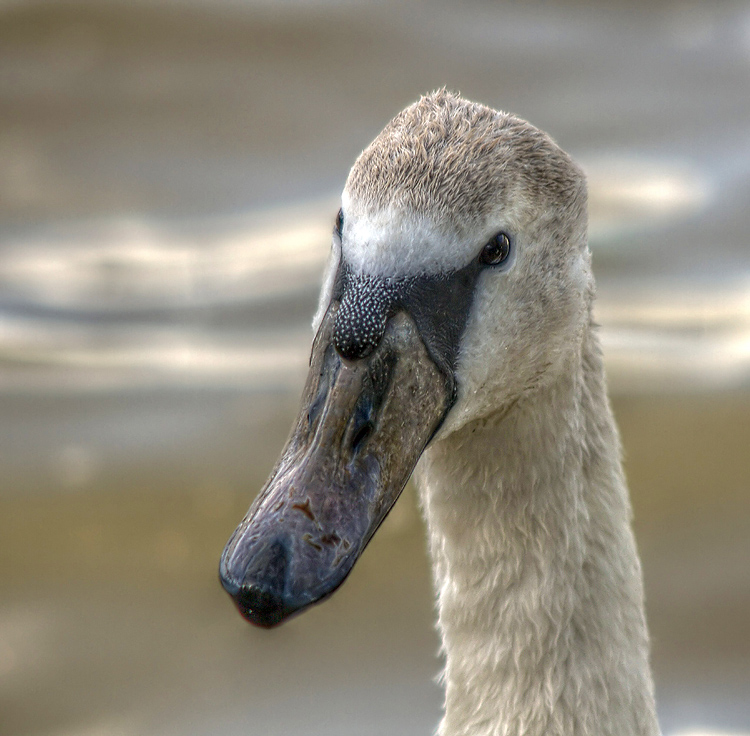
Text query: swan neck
417 328 660 736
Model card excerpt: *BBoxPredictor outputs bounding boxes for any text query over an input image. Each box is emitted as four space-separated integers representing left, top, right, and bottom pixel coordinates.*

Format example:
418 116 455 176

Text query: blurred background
1 0 749 734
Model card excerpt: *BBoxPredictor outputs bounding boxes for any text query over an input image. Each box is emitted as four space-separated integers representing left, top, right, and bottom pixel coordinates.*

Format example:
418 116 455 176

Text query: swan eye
334 209 344 238
479 232 511 267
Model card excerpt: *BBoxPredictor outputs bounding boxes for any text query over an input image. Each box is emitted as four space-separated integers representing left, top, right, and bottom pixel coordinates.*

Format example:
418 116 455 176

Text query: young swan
220 91 660 736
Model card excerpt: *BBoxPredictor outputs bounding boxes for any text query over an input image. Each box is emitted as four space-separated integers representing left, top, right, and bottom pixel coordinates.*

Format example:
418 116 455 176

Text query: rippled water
1 1 749 735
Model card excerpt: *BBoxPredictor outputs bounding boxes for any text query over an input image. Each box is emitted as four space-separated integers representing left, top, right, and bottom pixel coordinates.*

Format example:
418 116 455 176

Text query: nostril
350 421 374 454
348 392 375 456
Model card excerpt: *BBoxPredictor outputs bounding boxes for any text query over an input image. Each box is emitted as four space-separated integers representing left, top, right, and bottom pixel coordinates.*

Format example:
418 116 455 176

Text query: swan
220 90 660 736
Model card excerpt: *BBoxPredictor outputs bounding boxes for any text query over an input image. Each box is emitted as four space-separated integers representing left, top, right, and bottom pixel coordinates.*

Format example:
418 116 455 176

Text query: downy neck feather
416 326 660 736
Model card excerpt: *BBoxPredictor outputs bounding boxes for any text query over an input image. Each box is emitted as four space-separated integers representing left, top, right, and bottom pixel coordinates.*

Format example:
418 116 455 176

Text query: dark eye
479 232 512 266
334 209 344 238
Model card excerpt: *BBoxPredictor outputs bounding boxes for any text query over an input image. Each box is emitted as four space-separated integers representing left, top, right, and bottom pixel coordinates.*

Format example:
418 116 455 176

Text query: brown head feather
344 90 584 236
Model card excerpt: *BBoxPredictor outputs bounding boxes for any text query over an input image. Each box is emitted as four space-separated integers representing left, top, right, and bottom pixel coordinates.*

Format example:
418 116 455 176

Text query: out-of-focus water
1 2 749 735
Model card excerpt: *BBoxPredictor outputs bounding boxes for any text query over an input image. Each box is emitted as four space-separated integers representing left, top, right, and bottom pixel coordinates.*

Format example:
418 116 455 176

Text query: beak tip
221 576 291 628
219 547 295 628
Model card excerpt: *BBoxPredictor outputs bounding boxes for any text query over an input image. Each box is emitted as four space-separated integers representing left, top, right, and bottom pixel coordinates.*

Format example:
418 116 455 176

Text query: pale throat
417 353 593 616
413 334 657 736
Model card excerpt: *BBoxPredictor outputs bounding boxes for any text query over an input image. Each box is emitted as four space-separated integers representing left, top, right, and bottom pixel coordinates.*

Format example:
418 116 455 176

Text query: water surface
1 2 749 735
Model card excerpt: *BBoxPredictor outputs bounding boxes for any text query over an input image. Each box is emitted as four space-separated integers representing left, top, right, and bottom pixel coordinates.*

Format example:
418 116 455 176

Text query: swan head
220 91 591 626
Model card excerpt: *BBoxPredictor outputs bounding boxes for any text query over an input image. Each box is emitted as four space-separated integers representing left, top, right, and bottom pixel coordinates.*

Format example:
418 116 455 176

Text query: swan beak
219 307 451 627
